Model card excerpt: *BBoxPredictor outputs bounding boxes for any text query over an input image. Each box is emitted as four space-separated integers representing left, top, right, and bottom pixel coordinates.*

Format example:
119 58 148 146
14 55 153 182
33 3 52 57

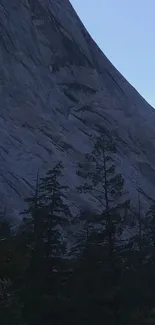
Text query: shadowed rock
0 0 155 218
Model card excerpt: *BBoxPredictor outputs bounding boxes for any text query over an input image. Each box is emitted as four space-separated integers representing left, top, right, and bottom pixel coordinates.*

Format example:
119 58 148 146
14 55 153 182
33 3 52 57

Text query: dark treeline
1 133 155 324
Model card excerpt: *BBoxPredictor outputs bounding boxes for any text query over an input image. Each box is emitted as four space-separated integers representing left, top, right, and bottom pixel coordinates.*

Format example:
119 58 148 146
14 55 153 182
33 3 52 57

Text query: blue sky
70 0 155 107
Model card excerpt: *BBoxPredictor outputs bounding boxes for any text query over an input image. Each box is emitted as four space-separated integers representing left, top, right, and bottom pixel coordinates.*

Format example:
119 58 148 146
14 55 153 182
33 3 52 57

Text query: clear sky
70 0 155 108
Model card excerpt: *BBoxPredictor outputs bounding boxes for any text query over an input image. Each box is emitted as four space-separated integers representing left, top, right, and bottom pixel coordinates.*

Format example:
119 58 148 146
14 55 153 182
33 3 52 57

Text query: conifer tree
145 200 155 263
120 191 155 324
77 133 128 265
22 162 71 264
76 132 129 324
21 161 72 325
67 209 104 325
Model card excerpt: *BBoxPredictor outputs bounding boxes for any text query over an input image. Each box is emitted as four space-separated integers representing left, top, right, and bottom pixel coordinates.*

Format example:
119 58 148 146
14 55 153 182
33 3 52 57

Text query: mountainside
0 0 155 219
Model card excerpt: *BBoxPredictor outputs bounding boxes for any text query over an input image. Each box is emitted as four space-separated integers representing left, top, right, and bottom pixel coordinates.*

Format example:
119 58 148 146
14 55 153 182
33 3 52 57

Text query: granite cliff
0 0 155 218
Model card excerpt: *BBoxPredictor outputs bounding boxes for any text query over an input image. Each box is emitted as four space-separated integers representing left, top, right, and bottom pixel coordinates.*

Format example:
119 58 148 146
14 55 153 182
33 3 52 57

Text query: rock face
0 0 155 218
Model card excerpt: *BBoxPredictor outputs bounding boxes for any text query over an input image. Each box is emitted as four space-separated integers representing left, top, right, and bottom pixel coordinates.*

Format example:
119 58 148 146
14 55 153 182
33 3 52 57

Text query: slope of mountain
0 0 155 218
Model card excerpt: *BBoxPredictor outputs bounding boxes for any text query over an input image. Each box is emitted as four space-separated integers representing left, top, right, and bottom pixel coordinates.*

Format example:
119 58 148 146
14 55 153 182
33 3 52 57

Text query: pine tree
128 191 149 267
38 162 70 260
0 215 28 325
142 201 155 311
145 200 155 263
120 191 155 324
77 133 128 266
67 209 103 325
21 161 72 325
76 132 129 324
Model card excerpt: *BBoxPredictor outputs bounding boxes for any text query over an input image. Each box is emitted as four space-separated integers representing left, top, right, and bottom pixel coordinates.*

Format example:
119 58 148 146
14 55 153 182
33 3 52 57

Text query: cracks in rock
0 20 16 54
38 128 65 153
64 89 79 103
61 82 97 94
21 177 34 190
75 105 91 113
0 145 9 155
78 127 92 138
1 174 22 198
71 113 87 125
47 7 94 69
11 135 23 145
104 68 128 99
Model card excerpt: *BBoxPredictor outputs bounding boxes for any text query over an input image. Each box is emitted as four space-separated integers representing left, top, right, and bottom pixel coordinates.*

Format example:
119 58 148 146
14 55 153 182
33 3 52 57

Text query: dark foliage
0 140 155 325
